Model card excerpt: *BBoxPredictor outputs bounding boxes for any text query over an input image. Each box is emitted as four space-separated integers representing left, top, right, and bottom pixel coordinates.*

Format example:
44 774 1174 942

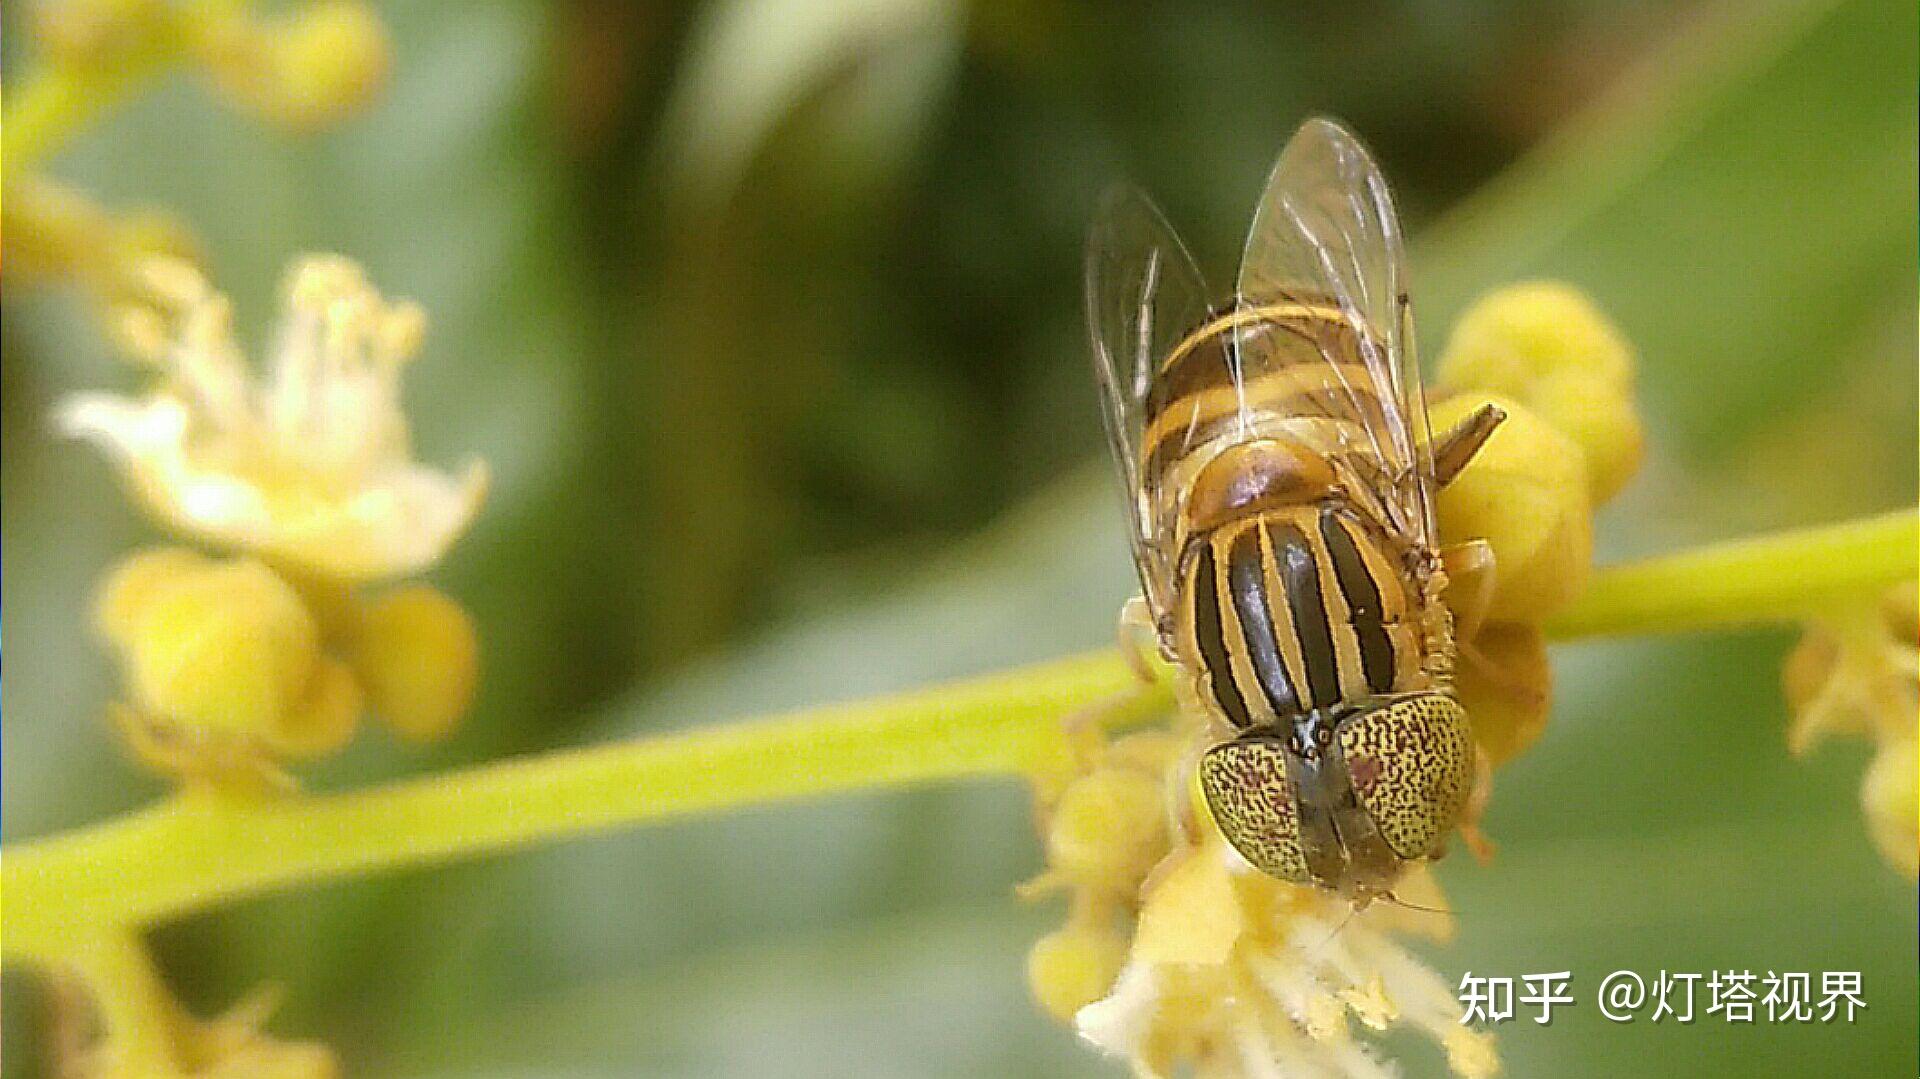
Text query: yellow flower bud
1132 845 1241 966
119 559 324 741
1438 282 1643 504
1430 393 1593 622
174 984 340 1079
1045 767 1168 892
274 657 363 759
263 1 391 129
1780 628 1846 747
1445 1027 1503 1079
1028 919 1130 1022
105 208 202 295
32 0 164 68
1860 736 1917 879
350 586 480 743
94 547 208 642
1104 729 1182 779
198 1 391 131
1521 374 1644 505
1439 281 1634 392
1454 622 1552 767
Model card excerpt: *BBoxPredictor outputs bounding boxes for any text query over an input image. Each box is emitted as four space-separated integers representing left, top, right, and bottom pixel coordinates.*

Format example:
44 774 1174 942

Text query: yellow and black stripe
1177 503 1420 730
1140 299 1395 484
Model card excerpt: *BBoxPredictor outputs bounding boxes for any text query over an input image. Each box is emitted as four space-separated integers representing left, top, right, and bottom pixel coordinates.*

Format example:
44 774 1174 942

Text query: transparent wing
1085 185 1211 623
1234 117 1435 546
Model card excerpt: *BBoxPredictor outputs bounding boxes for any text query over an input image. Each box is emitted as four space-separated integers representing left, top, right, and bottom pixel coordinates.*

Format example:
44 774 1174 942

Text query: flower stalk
5 651 1170 961
1544 508 1918 639
66 931 185 1075
7 506 1912 965
4 52 175 176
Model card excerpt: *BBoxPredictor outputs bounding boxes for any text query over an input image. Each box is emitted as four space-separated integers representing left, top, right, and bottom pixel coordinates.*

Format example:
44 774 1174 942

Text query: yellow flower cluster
67 981 338 1079
65 256 484 789
1026 730 1497 1078
7 0 392 307
1432 282 1645 774
1025 283 1643 1077
1783 585 1919 877
5 176 199 306
32 0 390 130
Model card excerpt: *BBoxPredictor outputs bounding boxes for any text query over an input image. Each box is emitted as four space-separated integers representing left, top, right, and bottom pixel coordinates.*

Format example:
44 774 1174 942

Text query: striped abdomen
1174 502 1427 731
1133 298 1432 578
1141 300 1401 495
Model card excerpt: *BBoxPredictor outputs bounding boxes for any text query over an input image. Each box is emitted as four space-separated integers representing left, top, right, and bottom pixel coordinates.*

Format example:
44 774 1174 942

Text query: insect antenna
1302 900 1365 968
1379 891 1450 916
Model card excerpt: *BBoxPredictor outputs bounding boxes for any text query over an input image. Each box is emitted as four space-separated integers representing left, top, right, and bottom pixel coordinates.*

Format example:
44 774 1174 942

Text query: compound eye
1198 737 1311 884
1337 694 1476 861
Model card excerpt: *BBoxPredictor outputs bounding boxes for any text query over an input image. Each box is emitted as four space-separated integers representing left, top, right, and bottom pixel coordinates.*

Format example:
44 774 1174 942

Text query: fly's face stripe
1225 523 1301 720
1190 541 1255 730
1268 519 1342 710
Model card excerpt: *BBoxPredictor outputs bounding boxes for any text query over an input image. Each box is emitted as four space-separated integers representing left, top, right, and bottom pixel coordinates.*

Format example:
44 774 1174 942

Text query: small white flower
59 255 486 581
1073 842 1497 1079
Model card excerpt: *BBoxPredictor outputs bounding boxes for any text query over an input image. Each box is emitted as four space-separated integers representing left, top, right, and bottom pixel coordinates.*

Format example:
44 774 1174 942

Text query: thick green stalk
6 509 1914 968
5 651 1165 961
1546 508 1916 639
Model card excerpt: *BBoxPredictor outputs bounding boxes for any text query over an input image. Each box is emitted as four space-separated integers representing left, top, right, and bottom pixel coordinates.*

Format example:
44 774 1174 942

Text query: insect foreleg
1117 595 1162 683
1456 750 1498 864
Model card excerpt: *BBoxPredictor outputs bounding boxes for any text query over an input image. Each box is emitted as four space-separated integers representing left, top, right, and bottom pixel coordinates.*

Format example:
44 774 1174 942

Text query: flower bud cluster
1783 585 1918 877
1432 283 1645 768
66 257 484 788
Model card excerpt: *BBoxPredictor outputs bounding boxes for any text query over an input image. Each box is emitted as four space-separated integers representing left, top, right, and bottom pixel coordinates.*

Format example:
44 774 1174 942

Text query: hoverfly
1086 118 1505 904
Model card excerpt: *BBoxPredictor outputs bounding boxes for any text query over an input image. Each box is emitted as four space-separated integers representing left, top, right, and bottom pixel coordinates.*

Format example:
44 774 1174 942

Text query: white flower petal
57 257 484 580
1075 961 1162 1064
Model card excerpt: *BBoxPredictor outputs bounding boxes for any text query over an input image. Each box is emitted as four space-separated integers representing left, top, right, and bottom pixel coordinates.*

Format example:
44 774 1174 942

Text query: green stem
5 510 1912 968
5 651 1166 959
1546 507 1917 639
3 55 173 180
65 932 188 1076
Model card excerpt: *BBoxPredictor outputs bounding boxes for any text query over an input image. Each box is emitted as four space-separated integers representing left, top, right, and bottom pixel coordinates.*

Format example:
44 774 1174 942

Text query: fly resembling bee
1086 118 1506 905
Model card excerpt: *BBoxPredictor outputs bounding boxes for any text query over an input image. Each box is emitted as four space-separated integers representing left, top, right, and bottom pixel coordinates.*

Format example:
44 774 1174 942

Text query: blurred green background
4 0 1916 1075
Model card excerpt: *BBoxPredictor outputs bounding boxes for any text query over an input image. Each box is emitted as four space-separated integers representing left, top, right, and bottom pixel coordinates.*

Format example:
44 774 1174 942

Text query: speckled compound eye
1199 737 1311 884
1337 694 1475 861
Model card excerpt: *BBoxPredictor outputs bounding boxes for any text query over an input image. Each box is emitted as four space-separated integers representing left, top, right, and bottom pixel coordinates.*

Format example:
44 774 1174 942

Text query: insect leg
1430 402 1506 486
1441 540 1546 701
1439 539 1497 645
1117 595 1161 683
1456 750 1498 864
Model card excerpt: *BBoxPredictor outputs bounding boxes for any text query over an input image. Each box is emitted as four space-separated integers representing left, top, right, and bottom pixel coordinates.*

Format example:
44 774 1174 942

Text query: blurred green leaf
632 0 966 663
653 0 962 213
1419 0 1917 471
